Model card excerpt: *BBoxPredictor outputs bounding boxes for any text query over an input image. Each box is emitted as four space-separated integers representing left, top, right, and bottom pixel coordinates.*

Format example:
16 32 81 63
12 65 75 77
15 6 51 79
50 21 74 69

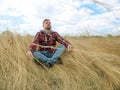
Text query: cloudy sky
0 0 120 36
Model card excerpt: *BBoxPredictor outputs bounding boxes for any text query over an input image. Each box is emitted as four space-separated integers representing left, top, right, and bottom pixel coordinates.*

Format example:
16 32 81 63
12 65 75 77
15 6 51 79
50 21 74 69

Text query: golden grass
0 32 120 90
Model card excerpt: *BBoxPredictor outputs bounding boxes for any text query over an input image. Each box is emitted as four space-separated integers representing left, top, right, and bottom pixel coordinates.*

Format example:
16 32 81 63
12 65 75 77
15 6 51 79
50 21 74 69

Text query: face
43 20 51 30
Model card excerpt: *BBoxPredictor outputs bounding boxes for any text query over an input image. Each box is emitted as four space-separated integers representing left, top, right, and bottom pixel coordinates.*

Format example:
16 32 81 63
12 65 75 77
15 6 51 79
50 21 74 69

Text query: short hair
43 19 50 24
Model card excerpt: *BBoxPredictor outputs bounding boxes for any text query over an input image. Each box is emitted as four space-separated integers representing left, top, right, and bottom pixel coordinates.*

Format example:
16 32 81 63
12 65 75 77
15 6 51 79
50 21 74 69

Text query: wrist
27 50 32 52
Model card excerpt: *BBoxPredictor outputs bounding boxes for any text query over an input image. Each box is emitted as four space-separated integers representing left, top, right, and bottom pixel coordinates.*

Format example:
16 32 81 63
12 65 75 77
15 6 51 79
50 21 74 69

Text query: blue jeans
33 44 66 63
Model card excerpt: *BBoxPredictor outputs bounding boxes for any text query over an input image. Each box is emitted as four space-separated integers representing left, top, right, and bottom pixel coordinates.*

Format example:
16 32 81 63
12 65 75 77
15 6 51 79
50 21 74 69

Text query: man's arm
28 32 40 52
55 32 72 52
26 32 40 58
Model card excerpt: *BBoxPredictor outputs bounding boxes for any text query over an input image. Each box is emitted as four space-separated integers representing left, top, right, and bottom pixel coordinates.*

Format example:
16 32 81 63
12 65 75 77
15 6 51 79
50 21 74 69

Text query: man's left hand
67 44 72 52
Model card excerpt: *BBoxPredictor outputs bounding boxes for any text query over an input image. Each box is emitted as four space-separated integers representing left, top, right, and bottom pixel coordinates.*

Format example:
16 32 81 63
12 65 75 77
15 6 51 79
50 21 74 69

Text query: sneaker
44 61 53 68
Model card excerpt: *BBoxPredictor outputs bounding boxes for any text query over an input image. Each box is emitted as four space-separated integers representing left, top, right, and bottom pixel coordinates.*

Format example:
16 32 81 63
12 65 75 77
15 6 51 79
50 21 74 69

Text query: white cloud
0 19 11 24
0 19 12 30
0 0 120 35
73 0 82 8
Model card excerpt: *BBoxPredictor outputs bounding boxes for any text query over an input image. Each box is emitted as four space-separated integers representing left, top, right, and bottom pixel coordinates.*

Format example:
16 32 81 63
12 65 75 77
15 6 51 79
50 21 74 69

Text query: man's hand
67 44 72 52
26 50 33 59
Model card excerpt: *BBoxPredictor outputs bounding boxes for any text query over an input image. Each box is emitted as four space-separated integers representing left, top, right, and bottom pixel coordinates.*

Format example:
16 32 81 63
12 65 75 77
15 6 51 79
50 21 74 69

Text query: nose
47 22 51 25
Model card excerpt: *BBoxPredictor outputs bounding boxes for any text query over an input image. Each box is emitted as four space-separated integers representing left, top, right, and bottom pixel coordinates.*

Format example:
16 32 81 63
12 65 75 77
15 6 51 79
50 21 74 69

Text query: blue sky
0 0 120 36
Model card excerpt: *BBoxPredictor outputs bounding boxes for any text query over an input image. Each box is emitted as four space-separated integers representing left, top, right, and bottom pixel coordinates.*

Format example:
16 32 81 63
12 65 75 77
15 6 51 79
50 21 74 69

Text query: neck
45 29 51 34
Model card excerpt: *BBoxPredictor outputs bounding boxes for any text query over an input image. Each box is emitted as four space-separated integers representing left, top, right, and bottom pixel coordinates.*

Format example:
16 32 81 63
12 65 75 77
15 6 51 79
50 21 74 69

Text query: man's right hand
26 50 33 59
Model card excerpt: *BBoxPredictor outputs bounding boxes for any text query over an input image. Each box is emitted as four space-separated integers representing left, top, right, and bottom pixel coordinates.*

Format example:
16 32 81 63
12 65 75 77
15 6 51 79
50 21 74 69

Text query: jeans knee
33 51 39 57
59 44 66 49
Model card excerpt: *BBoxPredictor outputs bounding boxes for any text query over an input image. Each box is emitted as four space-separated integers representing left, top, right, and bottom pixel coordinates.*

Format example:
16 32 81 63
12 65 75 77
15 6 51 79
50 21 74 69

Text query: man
26 19 72 68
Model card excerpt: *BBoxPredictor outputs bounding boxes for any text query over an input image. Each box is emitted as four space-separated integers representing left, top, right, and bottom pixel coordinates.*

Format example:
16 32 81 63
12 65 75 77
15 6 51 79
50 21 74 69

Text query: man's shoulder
36 30 45 34
51 30 58 34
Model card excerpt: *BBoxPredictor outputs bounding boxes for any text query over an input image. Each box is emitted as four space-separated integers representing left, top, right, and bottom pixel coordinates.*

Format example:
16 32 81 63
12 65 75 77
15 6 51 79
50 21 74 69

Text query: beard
45 27 51 30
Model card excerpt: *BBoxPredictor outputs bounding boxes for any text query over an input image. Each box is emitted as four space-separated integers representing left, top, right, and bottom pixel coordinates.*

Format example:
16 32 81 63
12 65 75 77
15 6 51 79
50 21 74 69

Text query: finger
29 54 33 58
69 47 72 52
30 54 33 58
68 48 70 52
67 47 70 51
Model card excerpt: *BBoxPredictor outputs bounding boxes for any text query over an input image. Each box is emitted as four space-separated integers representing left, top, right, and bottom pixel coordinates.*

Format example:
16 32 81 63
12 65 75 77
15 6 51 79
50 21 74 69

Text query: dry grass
0 32 120 90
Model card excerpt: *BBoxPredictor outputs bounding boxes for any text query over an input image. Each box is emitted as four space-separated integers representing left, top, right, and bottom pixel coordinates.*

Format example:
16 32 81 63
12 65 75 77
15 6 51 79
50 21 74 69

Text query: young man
26 19 72 67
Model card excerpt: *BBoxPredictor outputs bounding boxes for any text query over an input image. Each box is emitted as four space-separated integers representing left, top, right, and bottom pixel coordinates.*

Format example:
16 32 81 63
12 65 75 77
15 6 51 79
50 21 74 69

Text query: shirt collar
43 30 53 35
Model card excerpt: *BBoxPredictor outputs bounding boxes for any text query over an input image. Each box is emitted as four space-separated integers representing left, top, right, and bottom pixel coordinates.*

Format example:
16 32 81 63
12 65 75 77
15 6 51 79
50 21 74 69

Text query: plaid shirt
28 30 70 53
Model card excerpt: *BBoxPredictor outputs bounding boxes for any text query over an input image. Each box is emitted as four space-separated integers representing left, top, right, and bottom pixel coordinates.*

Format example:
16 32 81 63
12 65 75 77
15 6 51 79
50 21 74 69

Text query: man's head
43 19 51 30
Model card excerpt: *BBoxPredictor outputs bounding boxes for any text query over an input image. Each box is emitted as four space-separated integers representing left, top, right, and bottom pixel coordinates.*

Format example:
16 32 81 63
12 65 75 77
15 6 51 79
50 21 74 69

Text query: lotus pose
26 19 72 67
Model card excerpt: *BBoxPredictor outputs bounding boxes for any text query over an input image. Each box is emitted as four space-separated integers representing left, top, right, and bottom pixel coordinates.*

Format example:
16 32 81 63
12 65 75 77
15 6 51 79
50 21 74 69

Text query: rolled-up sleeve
28 32 40 52
55 32 71 47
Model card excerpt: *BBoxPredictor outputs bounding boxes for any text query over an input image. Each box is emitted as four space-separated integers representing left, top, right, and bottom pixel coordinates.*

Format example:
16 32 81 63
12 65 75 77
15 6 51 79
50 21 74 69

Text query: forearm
28 32 40 52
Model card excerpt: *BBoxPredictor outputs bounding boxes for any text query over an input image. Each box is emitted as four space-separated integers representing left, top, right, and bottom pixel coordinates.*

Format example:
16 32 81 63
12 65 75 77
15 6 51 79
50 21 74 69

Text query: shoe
55 58 63 64
44 61 53 68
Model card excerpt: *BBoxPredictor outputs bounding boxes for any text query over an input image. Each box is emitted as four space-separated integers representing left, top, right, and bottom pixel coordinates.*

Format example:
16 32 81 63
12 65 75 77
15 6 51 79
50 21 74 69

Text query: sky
0 0 120 36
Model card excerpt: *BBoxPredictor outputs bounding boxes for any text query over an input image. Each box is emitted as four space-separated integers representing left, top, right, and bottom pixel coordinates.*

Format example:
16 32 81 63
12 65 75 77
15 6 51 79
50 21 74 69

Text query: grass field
0 32 120 90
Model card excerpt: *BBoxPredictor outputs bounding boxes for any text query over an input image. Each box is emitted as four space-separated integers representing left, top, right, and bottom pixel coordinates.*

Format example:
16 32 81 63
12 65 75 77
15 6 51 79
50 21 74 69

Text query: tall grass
0 32 120 90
